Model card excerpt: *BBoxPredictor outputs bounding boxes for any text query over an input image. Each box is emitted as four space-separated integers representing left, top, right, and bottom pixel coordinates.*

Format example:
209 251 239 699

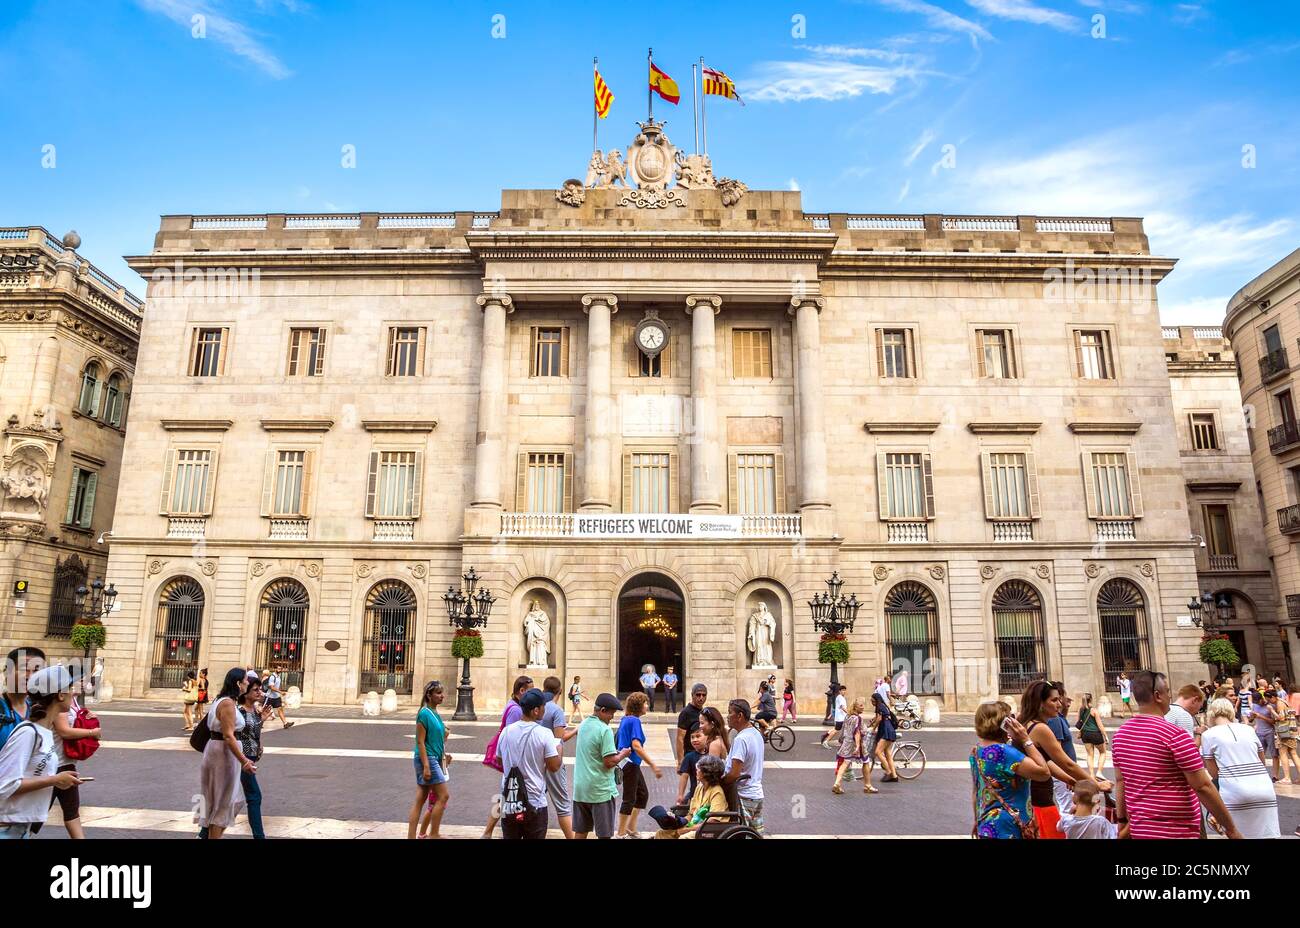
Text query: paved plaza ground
35 699 1300 839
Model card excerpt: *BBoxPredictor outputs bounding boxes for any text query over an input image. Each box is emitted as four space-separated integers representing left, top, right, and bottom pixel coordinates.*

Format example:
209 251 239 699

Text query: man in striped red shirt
1111 669 1241 839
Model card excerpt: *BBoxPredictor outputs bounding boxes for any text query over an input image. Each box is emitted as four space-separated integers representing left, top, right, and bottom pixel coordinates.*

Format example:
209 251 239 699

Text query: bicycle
756 719 795 752
865 736 927 780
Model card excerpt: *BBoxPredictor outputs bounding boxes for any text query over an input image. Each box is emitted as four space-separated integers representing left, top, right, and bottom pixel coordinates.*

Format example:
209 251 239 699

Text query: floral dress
970 743 1031 839
837 713 867 763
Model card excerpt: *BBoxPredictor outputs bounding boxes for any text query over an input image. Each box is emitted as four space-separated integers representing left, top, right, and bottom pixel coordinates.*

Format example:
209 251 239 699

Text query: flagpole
700 56 709 156
691 63 700 154
592 57 599 154
647 47 653 122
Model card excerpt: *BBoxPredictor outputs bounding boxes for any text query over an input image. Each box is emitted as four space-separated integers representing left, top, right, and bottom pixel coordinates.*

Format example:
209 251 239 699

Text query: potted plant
1198 634 1239 677
450 628 484 660
817 633 849 665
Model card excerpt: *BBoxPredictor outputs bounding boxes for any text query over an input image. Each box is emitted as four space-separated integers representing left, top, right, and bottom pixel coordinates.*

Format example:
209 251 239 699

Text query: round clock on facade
635 317 669 357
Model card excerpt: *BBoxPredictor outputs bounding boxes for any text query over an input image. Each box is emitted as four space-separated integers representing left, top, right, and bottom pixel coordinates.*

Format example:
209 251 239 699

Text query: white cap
26 664 75 696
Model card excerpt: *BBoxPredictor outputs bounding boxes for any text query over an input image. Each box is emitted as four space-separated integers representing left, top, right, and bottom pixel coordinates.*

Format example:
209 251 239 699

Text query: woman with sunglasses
410 680 450 839
1018 679 1108 838
236 674 273 839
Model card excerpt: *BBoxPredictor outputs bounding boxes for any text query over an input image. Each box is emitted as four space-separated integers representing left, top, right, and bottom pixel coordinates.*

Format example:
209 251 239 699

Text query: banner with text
573 514 744 539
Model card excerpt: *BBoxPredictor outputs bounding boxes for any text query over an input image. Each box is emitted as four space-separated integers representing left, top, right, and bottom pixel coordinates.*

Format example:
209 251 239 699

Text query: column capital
475 293 514 313
684 294 722 315
580 293 619 314
788 295 825 316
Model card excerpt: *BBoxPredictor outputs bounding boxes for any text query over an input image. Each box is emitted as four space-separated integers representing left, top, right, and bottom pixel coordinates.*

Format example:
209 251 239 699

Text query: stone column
471 293 513 511
29 336 61 425
580 294 618 511
790 297 830 511
685 294 723 512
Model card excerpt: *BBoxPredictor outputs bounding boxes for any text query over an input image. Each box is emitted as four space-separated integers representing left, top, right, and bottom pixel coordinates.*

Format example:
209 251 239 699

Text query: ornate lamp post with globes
810 571 860 725
72 577 116 696
443 566 496 721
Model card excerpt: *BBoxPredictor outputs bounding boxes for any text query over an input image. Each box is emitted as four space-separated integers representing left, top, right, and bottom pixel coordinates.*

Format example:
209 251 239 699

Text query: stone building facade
1224 248 1300 680
0 227 141 660
102 132 1213 712
1163 324 1288 678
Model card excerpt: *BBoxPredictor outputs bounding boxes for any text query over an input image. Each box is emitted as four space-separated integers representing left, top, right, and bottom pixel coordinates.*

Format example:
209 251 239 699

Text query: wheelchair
667 775 763 839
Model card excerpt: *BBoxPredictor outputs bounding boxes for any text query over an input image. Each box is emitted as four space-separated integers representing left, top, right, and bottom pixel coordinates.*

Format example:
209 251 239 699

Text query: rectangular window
883 452 928 518
1204 505 1234 557
169 450 212 514
734 453 777 514
638 351 664 378
272 451 306 516
288 327 327 377
190 327 228 377
64 467 98 530
525 452 568 512
977 329 1015 379
386 327 426 377
1091 452 1132 517
1263 324 1283 355
986 453 1030 518
530 327 569 378
1075 330 1113 380
877 328 915 378
630 453 672 512
1190 414 1219 451
1279 390 1296 428
369 451 419 518
732 329 773 379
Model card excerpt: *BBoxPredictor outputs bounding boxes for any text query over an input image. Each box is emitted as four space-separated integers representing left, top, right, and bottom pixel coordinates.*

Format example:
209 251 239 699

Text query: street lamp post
73 577 116 692
810 571 860 725
442 566 496 722
1187 590 1233 633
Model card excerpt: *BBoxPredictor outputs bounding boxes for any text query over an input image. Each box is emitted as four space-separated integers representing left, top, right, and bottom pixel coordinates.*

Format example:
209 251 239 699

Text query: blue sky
2 0 1296 321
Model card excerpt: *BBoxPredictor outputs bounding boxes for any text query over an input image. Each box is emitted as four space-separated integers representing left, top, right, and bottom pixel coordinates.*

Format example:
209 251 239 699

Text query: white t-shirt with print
496 719 559 809
727 726 765 800
0 723 58 824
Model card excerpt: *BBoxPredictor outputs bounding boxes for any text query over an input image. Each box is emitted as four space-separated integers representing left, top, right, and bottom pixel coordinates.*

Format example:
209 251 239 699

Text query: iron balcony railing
1268 421 1300 454
1278 504 1300 534
1260 346 1290 381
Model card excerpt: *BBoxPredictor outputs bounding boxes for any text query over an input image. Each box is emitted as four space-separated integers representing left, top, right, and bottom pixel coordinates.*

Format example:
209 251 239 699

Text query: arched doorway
150 577 205 688
256 579 310 690
360 579 417 695
992 580 1046 693
618 573 684 696
884 580 941 695
1097 578 1150 690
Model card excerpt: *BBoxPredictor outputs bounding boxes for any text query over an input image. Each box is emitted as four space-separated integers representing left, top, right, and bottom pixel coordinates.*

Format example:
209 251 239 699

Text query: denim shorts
414 755 447 786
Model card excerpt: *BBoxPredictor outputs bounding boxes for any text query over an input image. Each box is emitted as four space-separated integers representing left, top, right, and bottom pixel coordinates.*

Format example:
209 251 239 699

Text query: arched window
1097 578 1151 690
256 579 309 690
992 580 1046 693
46 554 88 639
103 373 126 427
360 580 417 695
77 362 101 416
884 581 941 695
150 577 205 688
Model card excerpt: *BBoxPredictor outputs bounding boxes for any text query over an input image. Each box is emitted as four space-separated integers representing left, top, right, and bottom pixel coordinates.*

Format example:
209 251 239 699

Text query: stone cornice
467 229 839 264
70 450 108 467
126 250 479 279
259 418 335 432
1067 420 1143 435
966 421 1043 435
160 419 234 432
1185 480 1243 493
864 421 941 434
823 250 1177 282
361 419 438 433
0 296 138 364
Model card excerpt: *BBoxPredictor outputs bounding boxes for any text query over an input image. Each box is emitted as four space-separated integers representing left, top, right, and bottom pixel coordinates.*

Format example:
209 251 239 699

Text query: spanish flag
703 66 744 106
649 61 680 105
594 66 614 118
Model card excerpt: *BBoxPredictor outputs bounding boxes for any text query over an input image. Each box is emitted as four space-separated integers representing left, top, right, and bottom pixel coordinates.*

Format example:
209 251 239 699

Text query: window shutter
560 328 570 377
876 452 889 520
668 451 680 513
187 330 199 376
874 330 884 378
528 328 538 377
1007 331 1018 378
562 452 574 512
415 327 426 376
301 449 316 517
1025 452 1041 518
975 332 987 378
516 452 529 510
1081 452 1099 518
622 453 633 511
316 329 328 376
980 452 995 518
260 450 276 516
1126 451 1143 517
217 329 229 375
922 453 935 519
904 329 916 377
727 453 738 513
65 468 81 525
79 472 97 529
1102 330 1114 378
411 450 424 517
774 453 787 512
365 451 380 518
385 328 397 376
1072 331 1084 378
159 450 177 514
202 450 220 515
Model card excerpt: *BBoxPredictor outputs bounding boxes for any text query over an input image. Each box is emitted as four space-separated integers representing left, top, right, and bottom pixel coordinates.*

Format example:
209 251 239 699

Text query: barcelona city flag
703 66 744 105
594 66 614 118
649 61 680 105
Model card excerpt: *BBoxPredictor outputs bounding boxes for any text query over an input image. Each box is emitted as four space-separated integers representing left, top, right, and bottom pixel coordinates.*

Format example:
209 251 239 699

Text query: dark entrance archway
618 573 685 696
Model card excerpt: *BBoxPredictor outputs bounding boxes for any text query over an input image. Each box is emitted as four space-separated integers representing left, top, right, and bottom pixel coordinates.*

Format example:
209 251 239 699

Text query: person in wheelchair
649 754 728 838
752 680 778 734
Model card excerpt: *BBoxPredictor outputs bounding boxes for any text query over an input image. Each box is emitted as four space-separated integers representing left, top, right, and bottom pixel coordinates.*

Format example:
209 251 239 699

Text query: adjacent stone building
103 124 1212 711
1163 324 1288 677
1 227 140 659
1223 248 1300 680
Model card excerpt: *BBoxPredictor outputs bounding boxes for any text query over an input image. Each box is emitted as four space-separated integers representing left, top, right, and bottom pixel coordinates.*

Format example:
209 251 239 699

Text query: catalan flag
649 61 680 105
703 66 744 105
594 66 614 119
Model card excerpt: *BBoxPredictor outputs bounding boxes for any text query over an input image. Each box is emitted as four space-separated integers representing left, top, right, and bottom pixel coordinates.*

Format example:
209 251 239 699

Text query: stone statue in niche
1 447 51 518
747 601 777 669
523 599 551 668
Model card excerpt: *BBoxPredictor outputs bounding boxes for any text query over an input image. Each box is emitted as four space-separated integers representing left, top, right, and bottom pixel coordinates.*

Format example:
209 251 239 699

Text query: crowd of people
970 669 1297 840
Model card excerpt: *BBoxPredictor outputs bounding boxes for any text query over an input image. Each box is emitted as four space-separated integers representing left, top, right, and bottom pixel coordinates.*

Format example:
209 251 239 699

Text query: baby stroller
891 694 923 730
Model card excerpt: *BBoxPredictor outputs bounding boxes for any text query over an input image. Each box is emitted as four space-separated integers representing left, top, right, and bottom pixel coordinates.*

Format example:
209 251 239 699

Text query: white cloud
804 44 907 62
135 0 292 78
1145 212 1295 275
745 59 922 102
788 178 801 191
966 0 1082 31
875 0 994 44
1158 294 1230 325
1172 3 1208 26
898 180 912 202
904 128 937 166
1076 0 1146 12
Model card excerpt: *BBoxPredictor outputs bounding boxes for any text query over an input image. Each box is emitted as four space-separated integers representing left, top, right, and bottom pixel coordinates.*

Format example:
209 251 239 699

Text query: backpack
62 702 100 761
482 703 514 773
500 764 534 822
